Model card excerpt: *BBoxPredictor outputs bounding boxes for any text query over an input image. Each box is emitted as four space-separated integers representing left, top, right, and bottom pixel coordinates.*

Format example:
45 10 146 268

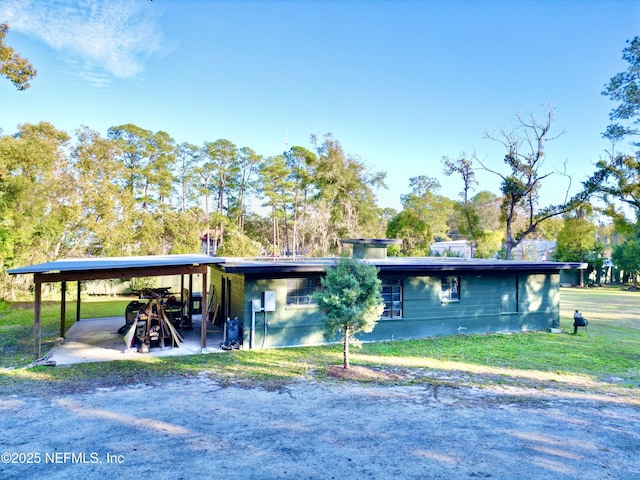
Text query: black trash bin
221 317 242 350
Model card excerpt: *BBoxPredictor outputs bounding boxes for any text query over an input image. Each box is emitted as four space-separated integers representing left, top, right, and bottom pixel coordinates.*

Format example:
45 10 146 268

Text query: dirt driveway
1 373 638 480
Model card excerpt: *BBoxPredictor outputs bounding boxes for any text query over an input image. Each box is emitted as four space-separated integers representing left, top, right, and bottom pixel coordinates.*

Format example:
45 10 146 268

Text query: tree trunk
504 204 515 260
237 195 245 233
213 184 225 255
292 201 298 258
204 190 210 255
505 239 513 261
343 326 350 369
272 206 279 255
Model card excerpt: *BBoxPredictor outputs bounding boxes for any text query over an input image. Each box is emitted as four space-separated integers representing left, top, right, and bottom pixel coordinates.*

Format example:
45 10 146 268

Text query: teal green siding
243 278 326 348
363 273 559 342
210 266 561 349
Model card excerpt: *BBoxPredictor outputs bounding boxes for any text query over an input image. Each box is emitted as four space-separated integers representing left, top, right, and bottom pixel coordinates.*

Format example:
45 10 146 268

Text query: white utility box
262 291 276 312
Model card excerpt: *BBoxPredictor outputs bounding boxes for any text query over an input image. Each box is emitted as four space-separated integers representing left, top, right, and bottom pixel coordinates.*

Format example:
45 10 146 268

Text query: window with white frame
441 276 461 302
381 278 403 318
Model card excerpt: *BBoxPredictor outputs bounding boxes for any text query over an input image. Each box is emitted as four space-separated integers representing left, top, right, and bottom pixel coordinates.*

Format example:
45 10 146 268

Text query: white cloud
0 0 164 83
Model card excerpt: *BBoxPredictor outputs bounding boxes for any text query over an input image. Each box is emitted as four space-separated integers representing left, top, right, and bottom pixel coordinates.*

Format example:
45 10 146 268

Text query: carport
7 254 224 360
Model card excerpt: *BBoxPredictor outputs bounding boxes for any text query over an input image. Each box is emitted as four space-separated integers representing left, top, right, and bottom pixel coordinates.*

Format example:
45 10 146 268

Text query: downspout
262 311 268 349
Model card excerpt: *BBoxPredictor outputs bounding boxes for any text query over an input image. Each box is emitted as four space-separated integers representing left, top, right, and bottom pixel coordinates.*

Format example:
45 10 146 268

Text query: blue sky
1 0 639 212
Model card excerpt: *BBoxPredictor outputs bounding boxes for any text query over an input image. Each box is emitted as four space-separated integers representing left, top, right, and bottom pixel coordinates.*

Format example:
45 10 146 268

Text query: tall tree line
0 125 388 296
7 34 640 294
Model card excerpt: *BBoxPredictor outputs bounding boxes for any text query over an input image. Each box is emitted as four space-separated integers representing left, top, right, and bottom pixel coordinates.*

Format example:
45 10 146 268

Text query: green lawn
0 297 135 368
0 287 639 396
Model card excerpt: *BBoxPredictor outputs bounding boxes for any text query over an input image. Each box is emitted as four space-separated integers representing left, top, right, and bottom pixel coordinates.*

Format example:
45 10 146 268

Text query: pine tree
313 257 384 369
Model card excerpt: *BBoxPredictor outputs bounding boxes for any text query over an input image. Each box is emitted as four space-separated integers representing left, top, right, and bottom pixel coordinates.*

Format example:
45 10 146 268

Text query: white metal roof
7 254 223 275
216 256 588 274
8 253 587 277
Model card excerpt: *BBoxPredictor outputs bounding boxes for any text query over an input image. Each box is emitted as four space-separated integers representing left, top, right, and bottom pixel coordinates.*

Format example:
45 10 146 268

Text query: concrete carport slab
48 315 225 365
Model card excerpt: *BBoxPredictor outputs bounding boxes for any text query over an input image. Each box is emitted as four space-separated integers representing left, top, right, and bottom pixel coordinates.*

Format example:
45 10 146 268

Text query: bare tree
477 107 582 259
443 153 482 255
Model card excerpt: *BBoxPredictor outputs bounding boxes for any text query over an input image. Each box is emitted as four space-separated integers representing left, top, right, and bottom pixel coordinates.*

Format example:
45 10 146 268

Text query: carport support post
76 281 81 321
60 281 66 338
188 275 193 326
34 281 42 360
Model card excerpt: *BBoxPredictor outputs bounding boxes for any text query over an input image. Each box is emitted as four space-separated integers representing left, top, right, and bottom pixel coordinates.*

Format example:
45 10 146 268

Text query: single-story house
8 240 586 359
208 239 586 349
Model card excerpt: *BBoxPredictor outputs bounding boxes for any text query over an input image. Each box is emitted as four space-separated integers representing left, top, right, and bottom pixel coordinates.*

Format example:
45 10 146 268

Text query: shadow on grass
1 333 638 409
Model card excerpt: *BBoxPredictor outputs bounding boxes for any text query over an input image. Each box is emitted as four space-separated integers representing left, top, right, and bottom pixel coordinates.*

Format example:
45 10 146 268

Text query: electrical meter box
262 291 276 312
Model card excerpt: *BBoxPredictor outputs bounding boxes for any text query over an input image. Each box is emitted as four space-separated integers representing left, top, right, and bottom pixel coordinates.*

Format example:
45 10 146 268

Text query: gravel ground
1 373 639 480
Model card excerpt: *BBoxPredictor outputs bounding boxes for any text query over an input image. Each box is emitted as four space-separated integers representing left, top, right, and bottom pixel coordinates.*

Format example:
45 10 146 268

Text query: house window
381 278 403 318
286 277 321 305
441 276 461 302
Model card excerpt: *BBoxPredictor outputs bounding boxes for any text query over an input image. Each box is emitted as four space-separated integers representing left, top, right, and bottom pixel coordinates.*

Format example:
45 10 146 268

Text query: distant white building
510 240 556 261
430 240 472 259
429 239 557 261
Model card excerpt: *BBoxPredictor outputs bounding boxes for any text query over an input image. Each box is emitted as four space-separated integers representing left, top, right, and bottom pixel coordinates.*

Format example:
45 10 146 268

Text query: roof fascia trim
33 264 209 284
